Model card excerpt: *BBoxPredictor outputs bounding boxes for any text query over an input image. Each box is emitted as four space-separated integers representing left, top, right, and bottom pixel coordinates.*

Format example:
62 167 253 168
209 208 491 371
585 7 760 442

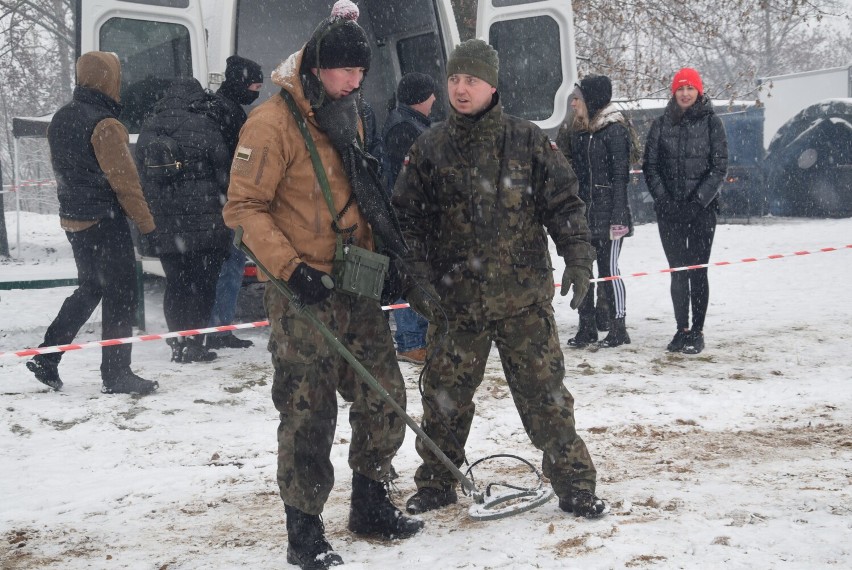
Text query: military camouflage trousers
264 283 407 515
414 302 597 499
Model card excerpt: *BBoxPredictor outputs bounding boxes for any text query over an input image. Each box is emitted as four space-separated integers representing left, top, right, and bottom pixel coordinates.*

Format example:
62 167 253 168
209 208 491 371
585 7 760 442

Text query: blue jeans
208 242 246 327
393 301 428 352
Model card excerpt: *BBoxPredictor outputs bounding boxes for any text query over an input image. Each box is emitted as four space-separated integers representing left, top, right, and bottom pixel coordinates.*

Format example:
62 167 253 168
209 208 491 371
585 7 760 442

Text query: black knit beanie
225 55 263 86
397 72 437 105
578 75 612 119
446 39 499 87
302 15 371 71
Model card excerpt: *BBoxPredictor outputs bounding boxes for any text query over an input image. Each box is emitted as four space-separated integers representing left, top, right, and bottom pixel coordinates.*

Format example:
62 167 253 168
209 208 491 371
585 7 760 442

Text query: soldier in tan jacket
223 5 421 568
27 51 158 396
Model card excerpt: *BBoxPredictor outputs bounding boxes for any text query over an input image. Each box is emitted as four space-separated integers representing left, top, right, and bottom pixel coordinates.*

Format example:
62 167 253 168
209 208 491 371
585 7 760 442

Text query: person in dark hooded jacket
206 55 263 351
382 72 438 365
137 77 231 363
557 75 634 349
643 67 728 355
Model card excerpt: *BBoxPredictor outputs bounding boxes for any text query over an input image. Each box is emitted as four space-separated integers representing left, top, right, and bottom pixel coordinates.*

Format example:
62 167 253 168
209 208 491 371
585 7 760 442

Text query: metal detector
234 227 553 521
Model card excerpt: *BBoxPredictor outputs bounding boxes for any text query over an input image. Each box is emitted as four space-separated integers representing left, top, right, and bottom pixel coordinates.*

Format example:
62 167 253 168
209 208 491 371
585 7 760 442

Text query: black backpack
142 129 185 182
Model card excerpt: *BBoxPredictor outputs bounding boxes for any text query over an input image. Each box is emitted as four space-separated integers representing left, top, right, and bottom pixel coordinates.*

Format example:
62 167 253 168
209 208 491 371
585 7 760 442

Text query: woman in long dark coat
557 74 633 348
642 67 728 354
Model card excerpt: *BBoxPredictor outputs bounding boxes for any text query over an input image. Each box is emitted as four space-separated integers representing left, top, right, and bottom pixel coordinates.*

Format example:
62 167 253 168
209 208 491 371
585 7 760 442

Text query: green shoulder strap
280 89 348 260
280 89 338 216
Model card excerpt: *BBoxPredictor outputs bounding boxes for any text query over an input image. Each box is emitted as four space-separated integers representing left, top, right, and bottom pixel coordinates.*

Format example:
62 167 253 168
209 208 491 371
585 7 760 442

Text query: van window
99 17 193 133
489 15 562 121
492 0 548 6
116 0 190 7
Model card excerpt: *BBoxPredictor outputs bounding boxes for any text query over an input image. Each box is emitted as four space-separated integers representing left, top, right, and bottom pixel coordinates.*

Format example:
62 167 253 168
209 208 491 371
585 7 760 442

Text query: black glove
560 265 591 310
678 200 703 222
654 195 679 222
655 195 704 222
288 262 333 305
404 282 442 322
142 229 164 257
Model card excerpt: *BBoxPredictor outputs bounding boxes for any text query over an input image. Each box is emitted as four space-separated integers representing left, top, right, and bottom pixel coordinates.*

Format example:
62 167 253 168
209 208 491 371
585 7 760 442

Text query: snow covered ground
1 211 851 569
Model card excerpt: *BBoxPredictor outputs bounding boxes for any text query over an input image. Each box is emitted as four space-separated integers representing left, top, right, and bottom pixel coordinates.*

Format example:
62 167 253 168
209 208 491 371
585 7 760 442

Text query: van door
233 0 458 125
476 0 577 132
76 0 207 133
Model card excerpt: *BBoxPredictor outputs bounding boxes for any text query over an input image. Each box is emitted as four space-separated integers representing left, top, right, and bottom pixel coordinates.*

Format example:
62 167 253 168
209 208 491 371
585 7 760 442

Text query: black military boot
180 336 217 363
26 355 63 390
348 472 424 539
558 489 609 518
101 368 158 395
666 329 690 352
206 331 254 349
166 338 184 363
681 330 705 354
598 317 631 348
405 486 458 514
566 314 598 348
285 504 343 570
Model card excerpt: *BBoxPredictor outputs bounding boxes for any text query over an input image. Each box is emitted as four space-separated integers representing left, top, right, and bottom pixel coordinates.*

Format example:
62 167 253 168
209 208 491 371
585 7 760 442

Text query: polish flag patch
549 139 559 151
403 155 410 166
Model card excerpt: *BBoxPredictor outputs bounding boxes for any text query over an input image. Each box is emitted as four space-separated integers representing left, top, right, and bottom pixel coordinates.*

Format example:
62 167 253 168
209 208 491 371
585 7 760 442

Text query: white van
76 0 577 133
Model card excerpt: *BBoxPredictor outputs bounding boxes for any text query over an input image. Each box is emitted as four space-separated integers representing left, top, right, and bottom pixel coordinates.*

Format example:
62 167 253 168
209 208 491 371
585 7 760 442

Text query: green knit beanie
446 39 499 87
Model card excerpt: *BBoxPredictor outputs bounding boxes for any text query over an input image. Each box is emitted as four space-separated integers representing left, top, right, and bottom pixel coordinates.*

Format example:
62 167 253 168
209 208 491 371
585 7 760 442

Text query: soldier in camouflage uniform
392 39 608 518
223 5 421 569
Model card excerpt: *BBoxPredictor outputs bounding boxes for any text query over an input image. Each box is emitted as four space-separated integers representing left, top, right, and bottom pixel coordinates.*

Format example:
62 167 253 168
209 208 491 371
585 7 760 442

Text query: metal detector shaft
233 227 480 499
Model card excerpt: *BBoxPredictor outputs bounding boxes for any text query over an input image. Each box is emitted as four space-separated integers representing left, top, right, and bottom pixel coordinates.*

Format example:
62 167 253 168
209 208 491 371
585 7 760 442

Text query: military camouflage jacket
392 100 594 321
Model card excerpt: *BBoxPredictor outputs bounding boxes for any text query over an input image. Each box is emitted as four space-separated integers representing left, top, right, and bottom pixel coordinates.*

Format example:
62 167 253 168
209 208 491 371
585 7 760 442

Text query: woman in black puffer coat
137 77 231 363
557 75 634 348
643 67 728 355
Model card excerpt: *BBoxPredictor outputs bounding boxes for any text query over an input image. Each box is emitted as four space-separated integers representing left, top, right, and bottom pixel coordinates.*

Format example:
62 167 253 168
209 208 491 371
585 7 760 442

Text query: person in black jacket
206 55 263 350
137 78 231 363
643 67 728 354
382 72 437 364
557 75 633 348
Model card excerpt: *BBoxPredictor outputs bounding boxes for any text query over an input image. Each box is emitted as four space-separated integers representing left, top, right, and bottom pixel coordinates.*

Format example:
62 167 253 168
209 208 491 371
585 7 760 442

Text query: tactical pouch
333 243 389 302
280 89 389 301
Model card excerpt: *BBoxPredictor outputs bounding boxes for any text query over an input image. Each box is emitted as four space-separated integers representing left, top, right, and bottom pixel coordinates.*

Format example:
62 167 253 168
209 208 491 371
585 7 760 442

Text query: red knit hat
671 67 703 96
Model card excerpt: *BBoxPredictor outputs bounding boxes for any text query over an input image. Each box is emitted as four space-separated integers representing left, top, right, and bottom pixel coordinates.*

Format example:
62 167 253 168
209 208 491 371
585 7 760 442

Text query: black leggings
657 208 717 332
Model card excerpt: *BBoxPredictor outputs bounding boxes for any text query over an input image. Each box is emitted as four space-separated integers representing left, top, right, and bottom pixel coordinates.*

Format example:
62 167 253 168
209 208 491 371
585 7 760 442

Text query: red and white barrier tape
2 244 850 360
0 322 269 360
1 178 57 192
583 244 852 284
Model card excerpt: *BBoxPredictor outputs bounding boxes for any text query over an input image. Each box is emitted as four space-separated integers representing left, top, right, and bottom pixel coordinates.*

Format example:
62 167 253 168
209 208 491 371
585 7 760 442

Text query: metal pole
13 138 21 258
135 260 146 330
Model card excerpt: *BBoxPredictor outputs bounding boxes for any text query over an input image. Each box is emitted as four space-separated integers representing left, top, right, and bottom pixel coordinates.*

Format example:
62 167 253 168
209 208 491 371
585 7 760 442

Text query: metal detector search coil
463 454 555 521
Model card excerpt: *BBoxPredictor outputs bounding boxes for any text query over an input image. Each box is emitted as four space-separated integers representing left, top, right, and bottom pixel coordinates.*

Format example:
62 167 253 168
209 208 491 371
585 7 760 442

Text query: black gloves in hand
561 265 591 310
404 282 442 322
288 262 333 305
143 229 164 257
655 195 704 222
679 200 703 221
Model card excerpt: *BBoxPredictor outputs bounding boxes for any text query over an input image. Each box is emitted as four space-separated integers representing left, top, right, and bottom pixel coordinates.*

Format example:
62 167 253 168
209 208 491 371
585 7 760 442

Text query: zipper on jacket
586 133 594 211
254 147 269 186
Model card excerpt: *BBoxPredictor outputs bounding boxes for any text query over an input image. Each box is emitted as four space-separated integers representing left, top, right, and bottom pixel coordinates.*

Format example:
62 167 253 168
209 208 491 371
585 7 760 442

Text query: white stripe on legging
610 238 626 318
